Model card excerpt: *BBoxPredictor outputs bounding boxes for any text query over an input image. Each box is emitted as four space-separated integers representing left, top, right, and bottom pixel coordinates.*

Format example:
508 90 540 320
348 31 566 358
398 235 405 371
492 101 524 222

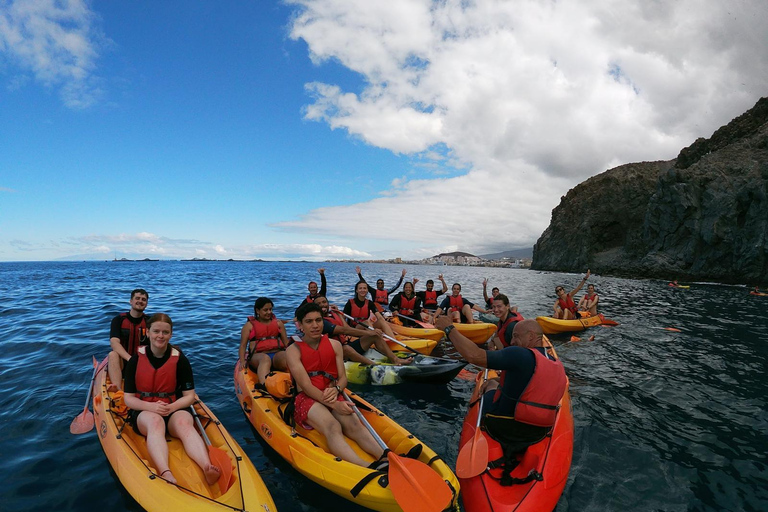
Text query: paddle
70 356 103 435
341 391 453 512
394 312 435 329
456 369 489 478
189 404 233 491
339 311 467 364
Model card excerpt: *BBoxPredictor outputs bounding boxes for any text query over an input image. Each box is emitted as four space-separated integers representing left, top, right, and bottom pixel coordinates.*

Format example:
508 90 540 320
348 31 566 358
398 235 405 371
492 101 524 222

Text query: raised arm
569 269 591 298
387 269 406 295
318 268 327 296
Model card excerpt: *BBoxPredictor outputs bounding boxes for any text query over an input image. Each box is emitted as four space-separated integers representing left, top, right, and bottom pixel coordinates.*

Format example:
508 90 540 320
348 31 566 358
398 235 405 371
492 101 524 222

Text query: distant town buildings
339 251 531 268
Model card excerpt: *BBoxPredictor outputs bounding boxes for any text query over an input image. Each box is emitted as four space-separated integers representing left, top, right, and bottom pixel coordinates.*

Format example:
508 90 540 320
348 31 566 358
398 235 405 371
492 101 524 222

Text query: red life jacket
496 311 525 348
493 349 567 427
347 299 373 323
324 310 349 344
558 295 578 315
247 316 285 354
449 294 464 312
397 294 417 316
297 335 338 391
423 290 438 308
119 313 148 356
134 345 180 404
305 294 317 303
374 288 388 305
584 293 598 303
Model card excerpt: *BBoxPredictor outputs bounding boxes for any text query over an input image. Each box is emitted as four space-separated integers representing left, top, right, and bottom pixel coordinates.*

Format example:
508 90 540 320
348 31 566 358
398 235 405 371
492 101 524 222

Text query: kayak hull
234 363 461 512
388 321 497 345
92 358 275 512
535 315 603 335
458 339 573 512
345 350 467 385
386 335 437 355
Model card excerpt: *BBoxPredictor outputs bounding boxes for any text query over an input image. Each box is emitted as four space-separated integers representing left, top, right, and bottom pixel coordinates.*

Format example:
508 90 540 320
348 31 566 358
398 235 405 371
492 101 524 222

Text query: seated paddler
436 316 567 458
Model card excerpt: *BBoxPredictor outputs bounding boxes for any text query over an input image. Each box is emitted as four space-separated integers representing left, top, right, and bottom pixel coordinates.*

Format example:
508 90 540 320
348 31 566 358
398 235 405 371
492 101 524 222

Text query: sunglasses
555 287 564 292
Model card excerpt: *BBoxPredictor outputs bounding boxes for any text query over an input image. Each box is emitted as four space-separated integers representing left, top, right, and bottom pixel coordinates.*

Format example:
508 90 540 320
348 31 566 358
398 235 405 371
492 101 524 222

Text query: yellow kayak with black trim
92 357 276 512
388 321 497 345
233 363 460 512
386 335 437 355
535 314 604 334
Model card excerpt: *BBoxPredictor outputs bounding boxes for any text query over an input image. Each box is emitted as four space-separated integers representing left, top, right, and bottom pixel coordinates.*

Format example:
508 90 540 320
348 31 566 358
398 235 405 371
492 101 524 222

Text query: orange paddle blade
69 407 94 434
456 430 489 478
387 452 452 512
570 336 581 342
664 327 682 332
208 446 233 492
600 316 619 326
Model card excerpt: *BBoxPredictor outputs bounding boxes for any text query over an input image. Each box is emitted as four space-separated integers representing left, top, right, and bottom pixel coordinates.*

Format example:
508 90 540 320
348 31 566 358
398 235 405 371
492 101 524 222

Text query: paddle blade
69 407 94 434
208 446 233 492
387 453 453 512
456 431 489 478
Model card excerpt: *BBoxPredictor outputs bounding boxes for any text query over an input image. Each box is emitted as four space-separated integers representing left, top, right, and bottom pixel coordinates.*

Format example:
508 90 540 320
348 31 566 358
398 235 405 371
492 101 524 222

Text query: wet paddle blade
70 407 94 434
387 452 453 512
208 446 233 492
456 431 489 478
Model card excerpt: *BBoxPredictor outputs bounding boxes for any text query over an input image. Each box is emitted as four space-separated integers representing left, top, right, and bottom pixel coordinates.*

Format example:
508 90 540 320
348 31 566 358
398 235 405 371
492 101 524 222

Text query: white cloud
284 0 768 255
0 0 104 108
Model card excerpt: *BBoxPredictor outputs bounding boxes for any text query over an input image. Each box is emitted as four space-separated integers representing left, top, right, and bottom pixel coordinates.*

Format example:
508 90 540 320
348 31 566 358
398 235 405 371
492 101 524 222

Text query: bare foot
159 469 177 484
395 357 413 366
107 383 119 393
203 463 221 486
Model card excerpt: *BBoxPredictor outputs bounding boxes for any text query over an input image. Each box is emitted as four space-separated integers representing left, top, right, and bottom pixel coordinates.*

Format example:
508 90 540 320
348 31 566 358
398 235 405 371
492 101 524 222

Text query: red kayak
458 338 574 512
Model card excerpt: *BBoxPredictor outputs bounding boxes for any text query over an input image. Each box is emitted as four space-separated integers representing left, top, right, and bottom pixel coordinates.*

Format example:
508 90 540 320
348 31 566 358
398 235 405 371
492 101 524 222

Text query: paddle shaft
475 369 489 429
340 311 467 364
394 312 434 328
342 391 388 450
81 357 99 412
189 405 214 446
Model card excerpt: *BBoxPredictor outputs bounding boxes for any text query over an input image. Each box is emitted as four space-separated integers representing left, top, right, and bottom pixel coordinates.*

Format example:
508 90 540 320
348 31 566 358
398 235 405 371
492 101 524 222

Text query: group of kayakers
103 267 586 492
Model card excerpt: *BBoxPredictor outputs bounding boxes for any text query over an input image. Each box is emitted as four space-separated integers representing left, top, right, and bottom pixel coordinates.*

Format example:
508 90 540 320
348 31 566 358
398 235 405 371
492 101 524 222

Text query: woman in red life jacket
286 303 386 468
434 283 486 324
342 281 399 340
238 297 289 385
355 266 407 310
389 281 423 327
553 269 590 320
578 283 599 316
122 314 221 486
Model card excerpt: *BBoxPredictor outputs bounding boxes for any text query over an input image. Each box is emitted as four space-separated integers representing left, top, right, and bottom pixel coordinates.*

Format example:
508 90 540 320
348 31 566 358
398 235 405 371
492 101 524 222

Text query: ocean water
1 261 766 512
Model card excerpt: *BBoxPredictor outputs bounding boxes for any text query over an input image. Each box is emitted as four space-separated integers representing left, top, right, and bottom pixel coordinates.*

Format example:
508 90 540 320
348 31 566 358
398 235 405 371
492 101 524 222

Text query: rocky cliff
532 97 768 284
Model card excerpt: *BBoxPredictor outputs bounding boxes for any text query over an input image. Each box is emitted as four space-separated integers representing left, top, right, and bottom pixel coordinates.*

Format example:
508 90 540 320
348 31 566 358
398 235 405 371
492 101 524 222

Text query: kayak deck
534 314 604 334
345 350 467 385
234 363 460 512
92 358 275 512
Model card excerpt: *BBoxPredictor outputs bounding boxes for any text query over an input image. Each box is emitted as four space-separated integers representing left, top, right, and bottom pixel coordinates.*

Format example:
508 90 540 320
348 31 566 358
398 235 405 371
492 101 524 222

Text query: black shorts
347 338 366 356
129 408 184 435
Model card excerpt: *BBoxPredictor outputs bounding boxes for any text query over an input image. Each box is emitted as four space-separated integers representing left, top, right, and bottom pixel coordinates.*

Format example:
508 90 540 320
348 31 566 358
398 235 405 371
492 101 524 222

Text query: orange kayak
458 338 573 512
535 313 617 335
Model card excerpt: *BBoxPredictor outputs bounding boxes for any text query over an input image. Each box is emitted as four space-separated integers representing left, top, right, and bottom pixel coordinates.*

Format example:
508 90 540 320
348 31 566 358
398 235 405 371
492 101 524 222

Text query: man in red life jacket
297 268 327 308
355 266 406 311
413 274 448 321
490 294 525 350
577 283 599 316
286 303 386 469
553 270 590 320
436 316 567 454
434 283 486 324
108 288 150 391
315 296 411 366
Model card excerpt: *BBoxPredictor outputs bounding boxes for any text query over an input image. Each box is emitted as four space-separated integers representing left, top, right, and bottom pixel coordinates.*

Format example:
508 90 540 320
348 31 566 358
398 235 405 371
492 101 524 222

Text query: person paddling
122 313 221 486
286 303 387 469
553 270 590 320
437 316 567 464
107 288 150 391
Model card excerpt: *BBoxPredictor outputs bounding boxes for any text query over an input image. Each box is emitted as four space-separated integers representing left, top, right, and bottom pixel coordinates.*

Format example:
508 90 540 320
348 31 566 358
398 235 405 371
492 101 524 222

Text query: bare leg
168 410 220 486
137 411 175 484
250 353 273 384
107 351 124 391
306 402 370 467
373 313 396 339
336 411 384 460
462 305 475 324
362 334 411 365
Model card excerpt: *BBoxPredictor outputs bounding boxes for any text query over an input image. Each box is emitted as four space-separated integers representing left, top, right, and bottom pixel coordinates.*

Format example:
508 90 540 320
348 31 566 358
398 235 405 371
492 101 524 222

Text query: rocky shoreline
532 97 768 285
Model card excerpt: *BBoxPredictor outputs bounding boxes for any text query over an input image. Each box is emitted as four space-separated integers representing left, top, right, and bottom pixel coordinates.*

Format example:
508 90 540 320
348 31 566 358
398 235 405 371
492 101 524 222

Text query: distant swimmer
553 270 590 320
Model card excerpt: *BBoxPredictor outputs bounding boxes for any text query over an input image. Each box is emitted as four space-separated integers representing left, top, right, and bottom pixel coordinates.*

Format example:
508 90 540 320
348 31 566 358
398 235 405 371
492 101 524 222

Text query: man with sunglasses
553 270 591 320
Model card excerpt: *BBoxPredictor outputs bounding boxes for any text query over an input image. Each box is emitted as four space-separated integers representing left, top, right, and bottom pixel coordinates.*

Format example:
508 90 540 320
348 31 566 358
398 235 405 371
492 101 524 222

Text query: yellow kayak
535 314 604 335
388 321 497 345
92 358 276 512
234 364 460 512
386 335 437 355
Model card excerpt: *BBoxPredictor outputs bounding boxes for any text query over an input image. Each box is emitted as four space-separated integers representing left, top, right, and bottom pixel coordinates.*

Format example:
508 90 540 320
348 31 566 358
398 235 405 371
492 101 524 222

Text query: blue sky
1 1 767 262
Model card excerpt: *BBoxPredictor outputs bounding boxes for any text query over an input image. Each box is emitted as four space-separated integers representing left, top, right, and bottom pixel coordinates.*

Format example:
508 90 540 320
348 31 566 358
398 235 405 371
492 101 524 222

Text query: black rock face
532 97 768 284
